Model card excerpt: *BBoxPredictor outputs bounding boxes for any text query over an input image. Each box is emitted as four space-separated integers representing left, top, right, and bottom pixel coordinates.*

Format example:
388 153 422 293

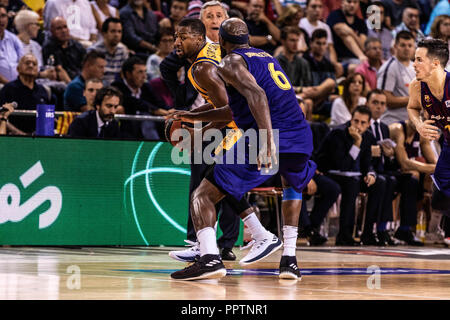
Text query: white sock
242 213 268 240
197 227 219 256
282 225 298 257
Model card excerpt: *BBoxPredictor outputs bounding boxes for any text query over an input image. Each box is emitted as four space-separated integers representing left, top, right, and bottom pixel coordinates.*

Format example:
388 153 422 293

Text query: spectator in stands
68 85 123 138
300 171 341 246
429 14 450 71
275 27 311 93
89 17 129 86
273 5 308 57
43 17 86 83
245 0 281 55
300 0 343 77
0 54 53 134
0 102 13 135
355 37 384 91
366 1 393 61
44 0 98 48
382 0 418 28
377 31 415 126
91 0 120 39
120 0 159 59
0 4 23 85
300 120 341 245
365 89 398 246
200 0 228 43
276 4 303 30
315 105 384 246
425 0 450 36
14 10 43 69
146 27 175 81
159 0 188 30
1 0 27 33
330 72 366 127
83 78 104 111
300 28 337 118
64 50 107 112
276 26 312 119
392 3 425 42
111 56 169 139
389 119 437 246
326 0 368 69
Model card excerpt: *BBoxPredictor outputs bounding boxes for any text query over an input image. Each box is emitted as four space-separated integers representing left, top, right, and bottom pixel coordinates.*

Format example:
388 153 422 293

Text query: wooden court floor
0 244 449 300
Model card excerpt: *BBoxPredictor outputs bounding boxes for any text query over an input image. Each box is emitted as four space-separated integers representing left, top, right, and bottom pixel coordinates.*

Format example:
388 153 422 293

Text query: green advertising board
0 136 243 246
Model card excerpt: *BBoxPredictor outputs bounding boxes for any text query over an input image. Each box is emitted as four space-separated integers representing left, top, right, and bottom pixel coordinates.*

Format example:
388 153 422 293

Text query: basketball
164 119 183 146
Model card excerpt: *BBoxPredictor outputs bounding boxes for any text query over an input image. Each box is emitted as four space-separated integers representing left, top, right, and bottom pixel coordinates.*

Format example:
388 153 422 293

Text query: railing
10 110 166 122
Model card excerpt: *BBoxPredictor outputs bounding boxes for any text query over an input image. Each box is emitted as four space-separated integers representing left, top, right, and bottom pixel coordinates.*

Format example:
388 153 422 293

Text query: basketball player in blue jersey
168 19 282 267
170 18 316 281
408 38 450 211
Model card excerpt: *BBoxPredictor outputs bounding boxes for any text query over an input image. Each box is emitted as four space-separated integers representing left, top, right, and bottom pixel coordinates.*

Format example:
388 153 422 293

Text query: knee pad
283 187 303 201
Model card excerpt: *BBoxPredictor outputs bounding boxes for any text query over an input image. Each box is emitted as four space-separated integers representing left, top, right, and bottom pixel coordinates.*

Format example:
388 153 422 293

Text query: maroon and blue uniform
420 71 450 197
212 47 316 200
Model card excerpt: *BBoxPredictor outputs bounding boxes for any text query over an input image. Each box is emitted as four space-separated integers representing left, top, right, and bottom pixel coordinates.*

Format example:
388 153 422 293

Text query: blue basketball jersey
420 71 450 144
225 47 313 155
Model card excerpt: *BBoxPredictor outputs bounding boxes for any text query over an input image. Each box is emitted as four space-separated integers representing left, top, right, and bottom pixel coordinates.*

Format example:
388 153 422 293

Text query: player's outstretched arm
407 79 440 140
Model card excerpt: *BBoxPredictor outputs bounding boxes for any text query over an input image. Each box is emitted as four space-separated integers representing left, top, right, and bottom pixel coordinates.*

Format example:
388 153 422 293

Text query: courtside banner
0 136 242 245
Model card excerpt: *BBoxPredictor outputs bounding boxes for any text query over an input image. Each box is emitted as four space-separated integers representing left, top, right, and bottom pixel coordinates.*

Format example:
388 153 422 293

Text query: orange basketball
164 119 183 146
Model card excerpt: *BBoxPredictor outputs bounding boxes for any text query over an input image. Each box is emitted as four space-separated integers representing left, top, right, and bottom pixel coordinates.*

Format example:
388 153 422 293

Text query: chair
246 187 284 238
353 192 368 238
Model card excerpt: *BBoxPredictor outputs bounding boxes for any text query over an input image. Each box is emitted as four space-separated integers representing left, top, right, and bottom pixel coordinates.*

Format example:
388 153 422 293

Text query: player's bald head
220 18 248 36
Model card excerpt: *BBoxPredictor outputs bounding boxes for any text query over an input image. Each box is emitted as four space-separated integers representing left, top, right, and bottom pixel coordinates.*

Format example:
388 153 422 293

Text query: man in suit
315 105 385 246
68 86 123 139
111 56 170 140
364 89 398 246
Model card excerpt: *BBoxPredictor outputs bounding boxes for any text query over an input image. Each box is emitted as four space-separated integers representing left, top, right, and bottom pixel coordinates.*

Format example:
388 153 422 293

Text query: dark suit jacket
111 78 166 115
159 50 198 110
368 120 396 173
68 110 121 139
315 121 375 176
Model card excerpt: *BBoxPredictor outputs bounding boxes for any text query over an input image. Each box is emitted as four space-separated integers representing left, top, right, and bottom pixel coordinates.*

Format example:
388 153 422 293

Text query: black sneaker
279 255 302 280
360 232 381 246
220 248 236 261
307 229 328 246
170 254 227 281
377 231 398 246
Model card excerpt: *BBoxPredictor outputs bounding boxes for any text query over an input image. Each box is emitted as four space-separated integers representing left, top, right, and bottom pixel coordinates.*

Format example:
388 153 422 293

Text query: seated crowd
0 0 449 246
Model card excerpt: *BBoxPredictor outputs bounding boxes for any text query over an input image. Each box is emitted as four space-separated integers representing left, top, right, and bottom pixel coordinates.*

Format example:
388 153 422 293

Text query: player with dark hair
407 38 450 213
167 18 282 265
170 18 316 281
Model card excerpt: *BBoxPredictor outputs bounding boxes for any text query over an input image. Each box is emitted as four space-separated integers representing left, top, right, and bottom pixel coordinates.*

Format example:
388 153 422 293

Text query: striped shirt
377 56 415 125
89 41 129 85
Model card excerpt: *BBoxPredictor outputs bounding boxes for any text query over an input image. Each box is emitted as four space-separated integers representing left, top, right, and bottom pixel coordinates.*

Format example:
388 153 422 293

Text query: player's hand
364 174 376 187
170 111 199 123
257 135 277 173
416 120 440 141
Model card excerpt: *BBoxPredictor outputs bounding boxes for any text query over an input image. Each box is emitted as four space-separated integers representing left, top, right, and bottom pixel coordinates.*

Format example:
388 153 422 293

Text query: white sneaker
444 237 450 247
425 229 445 243
169 240 200 262
239 232 283 266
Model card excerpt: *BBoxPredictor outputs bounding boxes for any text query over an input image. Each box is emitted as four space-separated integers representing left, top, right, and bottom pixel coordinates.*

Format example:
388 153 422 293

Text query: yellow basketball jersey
187 43 241 153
